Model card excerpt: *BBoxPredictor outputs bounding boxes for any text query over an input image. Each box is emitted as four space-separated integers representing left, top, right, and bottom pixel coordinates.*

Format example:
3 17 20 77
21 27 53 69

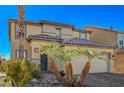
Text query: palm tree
54 48 78 86
40 43 92 86
40 42 60 60
40 42 67 86
76 48 104 61
75 48 104 86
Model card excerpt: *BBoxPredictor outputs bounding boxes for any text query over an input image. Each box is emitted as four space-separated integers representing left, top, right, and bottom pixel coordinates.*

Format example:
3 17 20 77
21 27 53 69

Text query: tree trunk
68 63 73 81
65 62 74 86
48 58 67 86
75 61 90 86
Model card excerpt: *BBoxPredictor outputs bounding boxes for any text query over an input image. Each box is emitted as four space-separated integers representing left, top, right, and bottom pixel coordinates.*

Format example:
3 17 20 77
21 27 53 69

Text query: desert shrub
31 64 42 79
60 70 65 77
32 70 41 79
0 59 37 87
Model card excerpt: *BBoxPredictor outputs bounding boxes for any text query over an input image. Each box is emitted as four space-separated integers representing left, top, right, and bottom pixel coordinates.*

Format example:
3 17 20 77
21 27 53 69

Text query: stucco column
110 58 114 73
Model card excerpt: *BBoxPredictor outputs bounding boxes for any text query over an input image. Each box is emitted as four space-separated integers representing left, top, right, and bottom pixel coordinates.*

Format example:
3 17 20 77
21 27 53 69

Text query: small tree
54 48 78 86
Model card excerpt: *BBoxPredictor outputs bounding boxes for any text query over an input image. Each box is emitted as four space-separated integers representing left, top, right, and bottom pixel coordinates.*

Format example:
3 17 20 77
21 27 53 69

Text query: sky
1 5 124 58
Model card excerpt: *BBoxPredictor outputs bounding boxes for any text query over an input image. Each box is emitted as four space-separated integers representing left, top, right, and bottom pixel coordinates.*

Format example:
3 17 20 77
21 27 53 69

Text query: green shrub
32 70 41 79
0 59 37 87
60 70 65 77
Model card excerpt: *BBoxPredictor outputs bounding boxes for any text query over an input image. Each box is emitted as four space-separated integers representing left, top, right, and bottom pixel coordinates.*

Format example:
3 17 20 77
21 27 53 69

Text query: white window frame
56 28 61 38
79 32 86 39
15 24 19 39
118 34 124 46
119 40 124 46
16 50 27 59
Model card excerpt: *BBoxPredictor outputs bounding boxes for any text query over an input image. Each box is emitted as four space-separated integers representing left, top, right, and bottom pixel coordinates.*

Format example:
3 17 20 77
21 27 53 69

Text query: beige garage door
71 54 109 75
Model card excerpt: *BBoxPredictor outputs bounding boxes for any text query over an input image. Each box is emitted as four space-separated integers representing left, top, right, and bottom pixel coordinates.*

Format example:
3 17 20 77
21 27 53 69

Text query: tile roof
9 19 75 28
26 34 63 42
27 34 115 48
9 19 91 33
62 38 115 48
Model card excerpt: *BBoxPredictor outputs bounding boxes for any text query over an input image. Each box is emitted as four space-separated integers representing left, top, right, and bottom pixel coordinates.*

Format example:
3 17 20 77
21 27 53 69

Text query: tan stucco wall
29 39 114 73
72 31 79 38
85 27 117 45
42 24 81 40
26 24 42 37
114 53 124 73
10 22 32 61
10 21 89 61
30 40 49 59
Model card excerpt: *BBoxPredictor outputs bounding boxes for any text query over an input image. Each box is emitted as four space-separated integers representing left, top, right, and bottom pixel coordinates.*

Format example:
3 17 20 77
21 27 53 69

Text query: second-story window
79 32 86 39
15 24 26 39
56 28 61 38
118 34 124 46
119 40 124 46
15 24 19 38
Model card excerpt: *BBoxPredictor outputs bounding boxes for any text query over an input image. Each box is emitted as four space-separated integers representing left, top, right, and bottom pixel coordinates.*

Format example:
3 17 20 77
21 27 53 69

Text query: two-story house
84 26 124 73
9 19 115 74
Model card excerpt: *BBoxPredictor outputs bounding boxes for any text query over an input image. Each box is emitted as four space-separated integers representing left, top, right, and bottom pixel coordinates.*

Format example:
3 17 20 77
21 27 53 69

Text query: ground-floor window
16 49 27 59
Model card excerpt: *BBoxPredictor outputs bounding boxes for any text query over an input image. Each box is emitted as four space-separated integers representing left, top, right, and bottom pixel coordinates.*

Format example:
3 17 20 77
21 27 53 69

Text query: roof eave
26 37 63 42
61 43 114 48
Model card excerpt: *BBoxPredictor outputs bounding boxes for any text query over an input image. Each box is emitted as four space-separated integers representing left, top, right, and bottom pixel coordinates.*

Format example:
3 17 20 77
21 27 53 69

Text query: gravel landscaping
1 72 124 87
28 72 124 87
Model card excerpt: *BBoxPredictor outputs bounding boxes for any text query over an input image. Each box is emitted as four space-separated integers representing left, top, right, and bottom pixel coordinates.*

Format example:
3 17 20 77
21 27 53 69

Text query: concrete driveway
85 73 124 87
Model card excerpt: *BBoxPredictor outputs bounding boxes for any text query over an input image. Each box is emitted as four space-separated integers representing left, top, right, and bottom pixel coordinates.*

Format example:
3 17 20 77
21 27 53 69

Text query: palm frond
76 48 105 60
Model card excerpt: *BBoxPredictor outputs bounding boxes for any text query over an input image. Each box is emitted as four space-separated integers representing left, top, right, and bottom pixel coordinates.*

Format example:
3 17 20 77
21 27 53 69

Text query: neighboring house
84 26 124 73
9 19 115 74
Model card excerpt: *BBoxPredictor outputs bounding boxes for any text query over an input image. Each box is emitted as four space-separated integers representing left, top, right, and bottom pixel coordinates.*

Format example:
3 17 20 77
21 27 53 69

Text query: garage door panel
71 54 109 74
90 58 107 73
71 55 88 75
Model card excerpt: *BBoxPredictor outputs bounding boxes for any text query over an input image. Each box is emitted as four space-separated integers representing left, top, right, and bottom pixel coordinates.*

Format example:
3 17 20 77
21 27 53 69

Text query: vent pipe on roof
109 26 113 30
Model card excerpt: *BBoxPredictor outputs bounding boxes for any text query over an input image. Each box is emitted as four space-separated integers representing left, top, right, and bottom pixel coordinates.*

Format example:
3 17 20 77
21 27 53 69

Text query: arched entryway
40 54 48 71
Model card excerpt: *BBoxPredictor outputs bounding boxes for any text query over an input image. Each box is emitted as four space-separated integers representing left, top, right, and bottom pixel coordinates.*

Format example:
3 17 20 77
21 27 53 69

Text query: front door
40 54 48 71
